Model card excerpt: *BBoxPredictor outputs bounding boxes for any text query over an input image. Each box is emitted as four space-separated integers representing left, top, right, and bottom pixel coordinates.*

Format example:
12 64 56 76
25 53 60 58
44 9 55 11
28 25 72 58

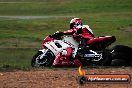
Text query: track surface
0 67 132 88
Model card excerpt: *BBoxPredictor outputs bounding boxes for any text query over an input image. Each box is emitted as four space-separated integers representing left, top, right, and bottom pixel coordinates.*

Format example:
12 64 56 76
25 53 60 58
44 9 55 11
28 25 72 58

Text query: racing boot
52 52 64 66
53 52 82 66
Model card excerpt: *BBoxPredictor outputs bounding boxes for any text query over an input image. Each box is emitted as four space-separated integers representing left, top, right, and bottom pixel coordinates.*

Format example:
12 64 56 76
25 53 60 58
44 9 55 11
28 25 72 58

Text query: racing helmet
70 18 82 29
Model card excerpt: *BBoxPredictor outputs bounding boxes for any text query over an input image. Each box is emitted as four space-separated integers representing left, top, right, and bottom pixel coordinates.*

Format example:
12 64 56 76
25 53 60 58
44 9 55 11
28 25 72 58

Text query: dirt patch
0 67 132 88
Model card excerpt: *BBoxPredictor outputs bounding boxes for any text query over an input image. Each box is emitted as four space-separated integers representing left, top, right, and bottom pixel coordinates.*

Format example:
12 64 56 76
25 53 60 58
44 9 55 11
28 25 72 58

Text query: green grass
0 48 38 70
0 15 131 47
0 0 131 15
0 0 131 70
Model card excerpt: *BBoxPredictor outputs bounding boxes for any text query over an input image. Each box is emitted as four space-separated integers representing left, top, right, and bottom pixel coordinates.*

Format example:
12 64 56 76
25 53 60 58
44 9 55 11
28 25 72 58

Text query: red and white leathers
51 25 94 66
64 25 116 49
64 25 94 44
52 47 82 66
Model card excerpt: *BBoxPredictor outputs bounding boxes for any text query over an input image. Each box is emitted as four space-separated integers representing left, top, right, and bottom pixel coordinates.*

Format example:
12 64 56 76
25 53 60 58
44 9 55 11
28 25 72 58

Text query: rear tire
130 48 132 66
101 50 112 66
111 45 131 66
111 59 128 66
112 45 131 54
112 52 130 61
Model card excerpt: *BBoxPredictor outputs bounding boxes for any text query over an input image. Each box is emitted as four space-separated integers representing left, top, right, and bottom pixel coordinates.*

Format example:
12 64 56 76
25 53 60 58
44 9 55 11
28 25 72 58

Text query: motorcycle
31 32 132 67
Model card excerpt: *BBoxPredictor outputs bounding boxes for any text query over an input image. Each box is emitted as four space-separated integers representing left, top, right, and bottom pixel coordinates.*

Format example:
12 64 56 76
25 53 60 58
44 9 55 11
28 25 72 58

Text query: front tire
31 51 54 67
31 52 43 67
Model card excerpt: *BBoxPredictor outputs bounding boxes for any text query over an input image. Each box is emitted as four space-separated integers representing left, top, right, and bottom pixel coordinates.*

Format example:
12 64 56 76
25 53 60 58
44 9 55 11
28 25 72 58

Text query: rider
52 18 93 66
52 17 116 66
64 18 95 47
63 17 116 49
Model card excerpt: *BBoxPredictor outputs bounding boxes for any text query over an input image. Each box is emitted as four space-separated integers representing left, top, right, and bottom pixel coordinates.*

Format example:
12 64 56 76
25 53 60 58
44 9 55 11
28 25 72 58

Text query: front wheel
31 51 54 67
31 52 44 67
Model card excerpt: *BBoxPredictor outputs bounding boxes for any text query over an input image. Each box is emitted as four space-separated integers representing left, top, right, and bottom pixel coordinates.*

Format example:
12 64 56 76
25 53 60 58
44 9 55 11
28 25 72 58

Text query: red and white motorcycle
31 34 81 67
31 32 132 67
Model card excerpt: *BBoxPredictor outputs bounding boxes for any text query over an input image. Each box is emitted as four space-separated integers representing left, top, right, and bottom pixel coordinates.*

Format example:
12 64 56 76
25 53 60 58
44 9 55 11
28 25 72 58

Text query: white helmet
70 18 82 29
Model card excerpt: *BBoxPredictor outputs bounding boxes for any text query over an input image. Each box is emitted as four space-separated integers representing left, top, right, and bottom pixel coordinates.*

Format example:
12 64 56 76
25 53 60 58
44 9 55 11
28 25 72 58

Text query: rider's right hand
73 33 81 39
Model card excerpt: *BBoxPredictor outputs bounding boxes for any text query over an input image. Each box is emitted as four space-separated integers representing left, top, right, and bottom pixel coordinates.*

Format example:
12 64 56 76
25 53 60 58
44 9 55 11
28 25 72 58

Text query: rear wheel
131 48 132 66
112 45 131 53
111 59 128 66
111 45 132 66
101 50 112 66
